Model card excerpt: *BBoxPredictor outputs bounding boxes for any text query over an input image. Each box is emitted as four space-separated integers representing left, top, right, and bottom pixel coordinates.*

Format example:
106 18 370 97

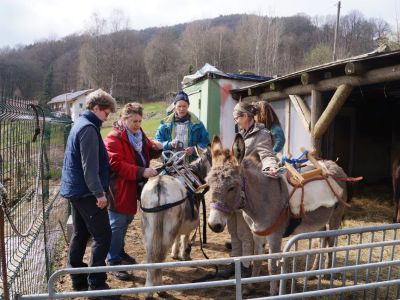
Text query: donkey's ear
231 133 245 164
211 136 223 153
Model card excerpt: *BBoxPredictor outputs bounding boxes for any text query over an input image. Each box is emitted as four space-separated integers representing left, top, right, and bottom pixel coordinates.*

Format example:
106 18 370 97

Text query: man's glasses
103 110 111 117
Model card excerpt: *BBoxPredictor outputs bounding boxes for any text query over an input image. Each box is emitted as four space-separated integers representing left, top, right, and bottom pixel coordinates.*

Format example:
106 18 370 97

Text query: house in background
48 89 93 121
182 64 271 147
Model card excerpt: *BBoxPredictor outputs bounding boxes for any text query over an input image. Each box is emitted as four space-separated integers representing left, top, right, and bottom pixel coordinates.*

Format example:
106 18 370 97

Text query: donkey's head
191 144 212 180
206 135 245 233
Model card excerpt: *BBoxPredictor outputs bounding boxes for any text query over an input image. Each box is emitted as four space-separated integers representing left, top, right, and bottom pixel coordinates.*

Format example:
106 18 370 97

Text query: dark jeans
68 195 112 288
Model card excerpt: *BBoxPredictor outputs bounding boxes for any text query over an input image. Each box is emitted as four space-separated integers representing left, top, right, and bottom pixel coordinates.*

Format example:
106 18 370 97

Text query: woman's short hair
120 102 144 119
86 89 117 112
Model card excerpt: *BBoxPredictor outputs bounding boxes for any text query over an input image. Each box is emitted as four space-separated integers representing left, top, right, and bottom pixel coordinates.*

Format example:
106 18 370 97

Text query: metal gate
17 224 400 300
279 223 400 299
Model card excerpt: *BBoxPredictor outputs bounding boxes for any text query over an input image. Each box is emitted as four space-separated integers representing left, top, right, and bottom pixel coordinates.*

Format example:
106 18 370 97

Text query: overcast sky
1 0 399 48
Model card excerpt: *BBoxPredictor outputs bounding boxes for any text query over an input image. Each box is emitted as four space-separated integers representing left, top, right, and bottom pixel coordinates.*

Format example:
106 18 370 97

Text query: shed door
188 90 202 121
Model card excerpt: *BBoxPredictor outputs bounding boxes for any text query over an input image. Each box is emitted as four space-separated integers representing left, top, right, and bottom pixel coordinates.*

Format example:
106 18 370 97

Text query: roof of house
48 89 94 104
231 46 400 99
182 63 271 87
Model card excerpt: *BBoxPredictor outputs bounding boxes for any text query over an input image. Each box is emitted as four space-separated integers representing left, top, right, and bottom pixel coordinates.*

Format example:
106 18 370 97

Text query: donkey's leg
311 227 327 271
180 234 192 260
267 234 282 296
143 224 157 299
252 235 265 277
171 235 180 260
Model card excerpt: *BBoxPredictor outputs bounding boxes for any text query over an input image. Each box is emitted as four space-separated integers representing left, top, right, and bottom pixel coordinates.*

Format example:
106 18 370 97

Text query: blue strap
280 150 309 172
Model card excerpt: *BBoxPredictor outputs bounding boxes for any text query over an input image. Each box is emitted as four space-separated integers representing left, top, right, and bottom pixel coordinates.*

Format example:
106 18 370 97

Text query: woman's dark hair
254 100 281 129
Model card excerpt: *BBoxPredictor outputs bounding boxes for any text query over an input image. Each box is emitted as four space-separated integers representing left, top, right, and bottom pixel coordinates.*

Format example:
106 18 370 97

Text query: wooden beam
289 95 310 133
256 63 400 101
313 84 353 139
311 90 323 155
269 82 283 91
241 96 259 103
301 72 319 85
284 98 290 154
345 62 366 76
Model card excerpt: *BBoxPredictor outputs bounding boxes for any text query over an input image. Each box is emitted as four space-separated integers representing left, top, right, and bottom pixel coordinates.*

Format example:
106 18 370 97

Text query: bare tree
144 29 182 98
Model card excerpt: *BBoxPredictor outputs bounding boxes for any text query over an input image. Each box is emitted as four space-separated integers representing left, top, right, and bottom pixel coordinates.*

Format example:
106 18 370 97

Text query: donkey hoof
181 255 192 261
171 255 180 260
157 291 170 298
243 286 252 296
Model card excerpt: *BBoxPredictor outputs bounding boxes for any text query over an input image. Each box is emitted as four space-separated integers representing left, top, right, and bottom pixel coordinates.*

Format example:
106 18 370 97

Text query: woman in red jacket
104 102 162 280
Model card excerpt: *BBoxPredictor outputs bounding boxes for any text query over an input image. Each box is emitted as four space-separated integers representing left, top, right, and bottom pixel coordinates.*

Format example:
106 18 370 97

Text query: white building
47 89 94 121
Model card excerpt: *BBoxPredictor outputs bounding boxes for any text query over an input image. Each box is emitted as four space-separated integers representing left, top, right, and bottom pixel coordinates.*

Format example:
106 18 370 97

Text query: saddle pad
286 175 344 216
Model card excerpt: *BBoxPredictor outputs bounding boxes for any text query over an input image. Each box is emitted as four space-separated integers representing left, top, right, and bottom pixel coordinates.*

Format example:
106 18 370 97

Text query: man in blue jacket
60 89 118 298
155 91 210 162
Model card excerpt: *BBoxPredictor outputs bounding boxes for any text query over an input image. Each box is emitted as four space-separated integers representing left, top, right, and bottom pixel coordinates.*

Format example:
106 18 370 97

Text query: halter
210 177 247 214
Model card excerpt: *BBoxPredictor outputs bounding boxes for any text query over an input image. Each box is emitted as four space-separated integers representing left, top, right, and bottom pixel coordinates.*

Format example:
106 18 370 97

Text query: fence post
0 205 10 300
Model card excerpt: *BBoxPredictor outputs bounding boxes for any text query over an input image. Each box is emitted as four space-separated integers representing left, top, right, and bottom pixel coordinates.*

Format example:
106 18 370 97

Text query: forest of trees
0 10 398 105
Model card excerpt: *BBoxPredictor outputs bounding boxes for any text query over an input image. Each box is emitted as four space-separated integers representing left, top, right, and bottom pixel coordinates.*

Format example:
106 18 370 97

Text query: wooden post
284 98 291 155
313 84 353 140
0 207 10 300
311 90 323 156
289 95 311 133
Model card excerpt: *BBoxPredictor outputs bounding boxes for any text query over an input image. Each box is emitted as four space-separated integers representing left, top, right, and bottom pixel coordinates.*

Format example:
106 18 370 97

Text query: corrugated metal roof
48 89 94 104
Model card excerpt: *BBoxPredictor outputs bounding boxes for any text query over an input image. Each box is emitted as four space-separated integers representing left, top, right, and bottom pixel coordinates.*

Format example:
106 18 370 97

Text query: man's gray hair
86 89 117 112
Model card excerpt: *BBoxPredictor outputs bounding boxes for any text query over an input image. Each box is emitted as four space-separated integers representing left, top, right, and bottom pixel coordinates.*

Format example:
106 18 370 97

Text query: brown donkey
206 135 350 296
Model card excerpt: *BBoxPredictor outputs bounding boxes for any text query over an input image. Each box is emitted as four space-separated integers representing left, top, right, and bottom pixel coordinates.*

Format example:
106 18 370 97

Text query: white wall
218 79 259 148
270 95 312 157
70 96 86 121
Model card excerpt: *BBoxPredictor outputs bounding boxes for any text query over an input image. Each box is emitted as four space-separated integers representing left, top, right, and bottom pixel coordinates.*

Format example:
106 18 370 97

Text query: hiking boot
72 281 88 291
120 251 137 265
224 241 232 251
108 261 130 281
217 263 235 279
241 264 252 278
88 283 120 300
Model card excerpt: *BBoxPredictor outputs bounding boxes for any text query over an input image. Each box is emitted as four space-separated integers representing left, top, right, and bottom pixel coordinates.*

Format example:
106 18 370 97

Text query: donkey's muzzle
208 222 224 233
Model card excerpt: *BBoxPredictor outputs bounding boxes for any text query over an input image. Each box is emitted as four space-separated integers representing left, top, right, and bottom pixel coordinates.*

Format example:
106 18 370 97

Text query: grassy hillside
101 101 166 138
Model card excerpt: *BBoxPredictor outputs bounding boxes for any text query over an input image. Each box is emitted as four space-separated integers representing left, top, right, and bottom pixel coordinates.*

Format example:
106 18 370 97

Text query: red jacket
104 123 159 214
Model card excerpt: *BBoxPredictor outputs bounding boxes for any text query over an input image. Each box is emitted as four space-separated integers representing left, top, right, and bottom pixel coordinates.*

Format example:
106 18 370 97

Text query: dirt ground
54 184 396 299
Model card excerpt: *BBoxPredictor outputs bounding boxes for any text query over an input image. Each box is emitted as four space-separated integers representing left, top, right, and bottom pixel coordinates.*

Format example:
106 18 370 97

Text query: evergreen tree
40 65 53 108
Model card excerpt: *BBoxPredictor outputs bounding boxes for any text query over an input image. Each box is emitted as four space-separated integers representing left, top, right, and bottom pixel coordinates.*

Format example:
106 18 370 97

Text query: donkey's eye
228 186 235 192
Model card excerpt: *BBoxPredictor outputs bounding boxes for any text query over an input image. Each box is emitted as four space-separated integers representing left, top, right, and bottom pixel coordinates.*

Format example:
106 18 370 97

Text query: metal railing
280 223 400 299
18 224 400 300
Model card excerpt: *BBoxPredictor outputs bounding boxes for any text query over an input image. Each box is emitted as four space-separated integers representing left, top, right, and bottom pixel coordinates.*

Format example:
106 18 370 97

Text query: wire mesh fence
0 95 71 299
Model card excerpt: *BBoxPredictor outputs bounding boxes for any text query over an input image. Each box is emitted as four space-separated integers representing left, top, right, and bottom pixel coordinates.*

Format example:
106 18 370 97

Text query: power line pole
333 1 341 61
